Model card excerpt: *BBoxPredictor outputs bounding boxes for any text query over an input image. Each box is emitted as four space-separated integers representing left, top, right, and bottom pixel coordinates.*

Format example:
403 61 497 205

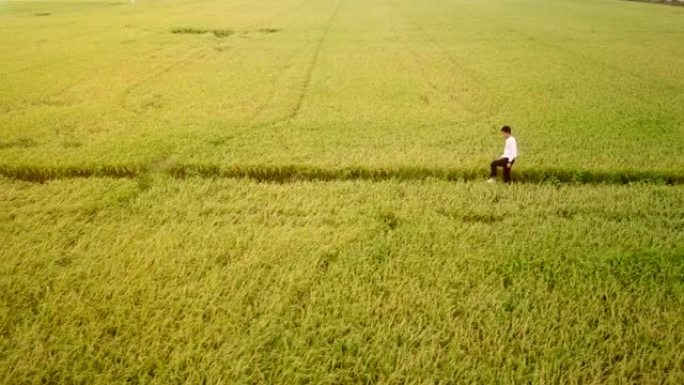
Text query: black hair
501 126 512 134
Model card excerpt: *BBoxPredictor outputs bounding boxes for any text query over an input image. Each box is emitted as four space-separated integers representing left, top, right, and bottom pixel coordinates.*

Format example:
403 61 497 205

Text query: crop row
1 162 682 185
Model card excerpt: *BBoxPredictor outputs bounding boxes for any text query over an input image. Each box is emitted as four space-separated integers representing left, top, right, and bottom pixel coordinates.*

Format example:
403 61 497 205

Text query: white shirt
502 136 517 161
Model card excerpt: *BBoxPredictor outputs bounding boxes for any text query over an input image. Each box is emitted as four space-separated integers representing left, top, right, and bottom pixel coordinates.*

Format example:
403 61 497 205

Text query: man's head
500 125 512 138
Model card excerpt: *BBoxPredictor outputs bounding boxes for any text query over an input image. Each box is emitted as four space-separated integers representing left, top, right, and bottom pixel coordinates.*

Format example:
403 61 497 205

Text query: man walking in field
487 126 517 183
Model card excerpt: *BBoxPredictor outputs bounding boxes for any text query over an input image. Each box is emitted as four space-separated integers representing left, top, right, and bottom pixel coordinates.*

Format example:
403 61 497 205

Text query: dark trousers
490 157 514 183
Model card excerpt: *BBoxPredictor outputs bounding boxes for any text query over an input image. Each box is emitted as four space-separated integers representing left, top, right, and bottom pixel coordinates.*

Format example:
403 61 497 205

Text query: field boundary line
1 163 682 185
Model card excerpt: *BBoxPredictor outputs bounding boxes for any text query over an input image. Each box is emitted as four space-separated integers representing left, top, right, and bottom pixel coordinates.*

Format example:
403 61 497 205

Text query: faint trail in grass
384 0 475 117
246 63 296 123
524 35 684 99
9 55 74 76
471 0 684 98
119 47 208 113
436 0 684 108
228 0 343 132
1 79 86 114
244 0 315 123
4 41 190 114
260 0 314 27
1 163 681 185
8 35 173 76
389 0 502 117
287 0 343 121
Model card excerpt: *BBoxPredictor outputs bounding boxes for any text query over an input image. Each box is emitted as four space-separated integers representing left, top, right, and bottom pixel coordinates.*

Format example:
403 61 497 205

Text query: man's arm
503 139 515 167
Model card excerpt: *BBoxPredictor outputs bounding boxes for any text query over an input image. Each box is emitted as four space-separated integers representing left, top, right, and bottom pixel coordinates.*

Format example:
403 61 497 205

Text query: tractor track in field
117 0 314 118
242 0 318 123
1 163 682 185
245 62 296 123
286 0 344 122
232 0 343 131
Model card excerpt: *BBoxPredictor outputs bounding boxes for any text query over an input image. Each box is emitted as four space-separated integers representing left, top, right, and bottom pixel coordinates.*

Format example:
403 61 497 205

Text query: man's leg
490 160 499 178
490 158 507 179
503 159 514 183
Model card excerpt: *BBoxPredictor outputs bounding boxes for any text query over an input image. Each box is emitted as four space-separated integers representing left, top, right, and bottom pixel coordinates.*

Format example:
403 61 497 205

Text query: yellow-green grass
3 0 684 383
1 0 683 176
1 177 683 384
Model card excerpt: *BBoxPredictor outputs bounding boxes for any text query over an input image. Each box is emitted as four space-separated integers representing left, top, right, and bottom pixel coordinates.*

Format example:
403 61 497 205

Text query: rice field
1 0 683 383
